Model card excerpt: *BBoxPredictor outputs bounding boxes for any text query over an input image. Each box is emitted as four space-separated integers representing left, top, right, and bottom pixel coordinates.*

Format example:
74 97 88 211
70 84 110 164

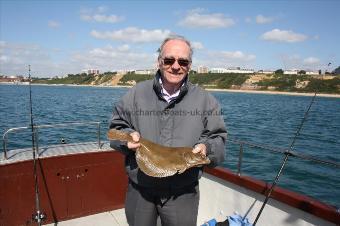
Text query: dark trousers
125 181 199 226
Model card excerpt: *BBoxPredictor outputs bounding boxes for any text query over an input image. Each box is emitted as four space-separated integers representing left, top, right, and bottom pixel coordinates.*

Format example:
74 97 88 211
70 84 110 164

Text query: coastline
205 88 340 98
1 82 340 98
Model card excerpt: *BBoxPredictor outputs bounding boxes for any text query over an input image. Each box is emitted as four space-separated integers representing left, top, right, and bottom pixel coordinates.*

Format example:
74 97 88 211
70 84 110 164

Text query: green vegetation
189 73 250 89
256 74 340 93
275 69 284 75
118 72 250 89
31 70 340 94
33 72 117 85
333 66 340 75
302 77 340 94
257 74 301 91
94 72 117 85
119 72 153 84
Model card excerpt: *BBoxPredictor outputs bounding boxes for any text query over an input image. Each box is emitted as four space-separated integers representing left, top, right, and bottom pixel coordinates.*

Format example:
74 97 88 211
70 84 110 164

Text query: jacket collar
153 69 189 103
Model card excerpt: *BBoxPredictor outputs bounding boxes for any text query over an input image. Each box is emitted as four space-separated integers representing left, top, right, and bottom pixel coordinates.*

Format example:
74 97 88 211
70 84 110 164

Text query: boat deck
1 142 112 165
41 171 337 226
44 208 128 226
2 142 339 226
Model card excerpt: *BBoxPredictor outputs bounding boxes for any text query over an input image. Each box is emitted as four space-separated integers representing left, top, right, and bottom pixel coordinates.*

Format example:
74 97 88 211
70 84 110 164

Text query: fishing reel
32 211 46 224
60 137 66 144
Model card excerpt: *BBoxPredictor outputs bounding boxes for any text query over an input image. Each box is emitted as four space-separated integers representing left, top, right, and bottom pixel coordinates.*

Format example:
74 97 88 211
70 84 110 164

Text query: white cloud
179 8 235 28
303 57 320 65
117 44 130 52
0 41 158 77
0 42 69 76
192 41 204 50
96 14 123 23
97 6 108 13
256 15 274 24
90 27 171 43
261 29 307 43
72 45 156 71
0 55 9 63
80 6 124 23
81 14 123 23
48 20 60 28
220 51 256 61
280 54 301 70
245 17 252 23
279 54 323 70
0 41 6 54
194 50 256 68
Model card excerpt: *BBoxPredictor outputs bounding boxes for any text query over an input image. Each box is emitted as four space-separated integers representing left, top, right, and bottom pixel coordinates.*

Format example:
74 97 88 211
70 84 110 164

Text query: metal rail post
237 143 244 176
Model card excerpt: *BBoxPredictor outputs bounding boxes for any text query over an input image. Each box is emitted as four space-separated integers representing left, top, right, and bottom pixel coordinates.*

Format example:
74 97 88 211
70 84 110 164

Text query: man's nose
171 60 181 70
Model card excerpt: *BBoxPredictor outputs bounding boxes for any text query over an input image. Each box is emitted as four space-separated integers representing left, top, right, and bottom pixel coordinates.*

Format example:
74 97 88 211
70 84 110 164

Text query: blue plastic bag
228 214 253 226
202 214 253 226
202 218 217 226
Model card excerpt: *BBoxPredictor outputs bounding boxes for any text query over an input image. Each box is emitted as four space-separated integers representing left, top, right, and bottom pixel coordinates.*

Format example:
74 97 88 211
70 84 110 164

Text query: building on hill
0 75 26 83
209 67 255 74
209 68 229 73
227 68 255 74
284 69 298 75
306 71 319 75
117 69 132 74
82 69 100 75
197 66 209 74
134 69 156 75
258 70 274 74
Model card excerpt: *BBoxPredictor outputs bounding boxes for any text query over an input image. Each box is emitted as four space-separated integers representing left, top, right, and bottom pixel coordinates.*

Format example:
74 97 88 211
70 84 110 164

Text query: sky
0 0 339 77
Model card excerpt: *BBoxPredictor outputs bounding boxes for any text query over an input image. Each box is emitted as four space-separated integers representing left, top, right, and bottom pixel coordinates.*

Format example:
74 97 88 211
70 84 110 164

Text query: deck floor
43 208 128 226
1 142 112 165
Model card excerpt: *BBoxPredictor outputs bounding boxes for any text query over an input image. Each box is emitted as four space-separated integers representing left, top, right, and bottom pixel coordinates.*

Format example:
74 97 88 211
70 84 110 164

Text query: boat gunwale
204 166 340 224
1 148 339 225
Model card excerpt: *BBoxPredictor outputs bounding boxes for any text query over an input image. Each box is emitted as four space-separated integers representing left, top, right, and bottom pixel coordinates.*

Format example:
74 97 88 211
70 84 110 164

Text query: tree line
32 69 340 94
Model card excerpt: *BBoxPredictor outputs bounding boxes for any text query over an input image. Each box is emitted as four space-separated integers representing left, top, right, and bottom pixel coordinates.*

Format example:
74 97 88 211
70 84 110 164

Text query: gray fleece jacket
109 70 227 189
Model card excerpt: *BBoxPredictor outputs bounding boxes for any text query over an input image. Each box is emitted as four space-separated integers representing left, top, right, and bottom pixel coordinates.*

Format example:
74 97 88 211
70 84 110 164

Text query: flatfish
107 129 210 177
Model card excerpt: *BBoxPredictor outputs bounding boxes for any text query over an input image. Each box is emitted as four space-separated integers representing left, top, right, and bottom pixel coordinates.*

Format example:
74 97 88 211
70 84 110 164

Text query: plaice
107 129 211 177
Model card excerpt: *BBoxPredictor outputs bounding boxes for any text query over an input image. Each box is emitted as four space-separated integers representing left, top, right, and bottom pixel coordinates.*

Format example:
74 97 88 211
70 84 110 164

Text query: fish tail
107 129 133 142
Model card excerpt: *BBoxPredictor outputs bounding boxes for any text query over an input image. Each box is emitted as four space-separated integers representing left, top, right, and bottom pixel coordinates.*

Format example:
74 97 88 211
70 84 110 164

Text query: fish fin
178 168 186 174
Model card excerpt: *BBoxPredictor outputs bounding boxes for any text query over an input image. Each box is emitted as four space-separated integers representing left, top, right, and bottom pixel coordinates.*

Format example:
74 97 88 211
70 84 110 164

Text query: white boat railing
228 138 340 176
2 121 102 159
2 124 339 170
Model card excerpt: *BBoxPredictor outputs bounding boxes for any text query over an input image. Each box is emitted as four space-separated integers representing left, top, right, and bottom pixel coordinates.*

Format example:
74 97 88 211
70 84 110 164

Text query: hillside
32 72 340 94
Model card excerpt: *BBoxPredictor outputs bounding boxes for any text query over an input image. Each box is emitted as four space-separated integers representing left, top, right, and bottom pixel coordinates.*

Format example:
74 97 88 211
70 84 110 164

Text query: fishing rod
28 65 45 225
253 92 317 225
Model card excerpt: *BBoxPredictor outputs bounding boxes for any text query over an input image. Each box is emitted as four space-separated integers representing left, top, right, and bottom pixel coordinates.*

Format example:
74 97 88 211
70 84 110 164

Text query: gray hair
157 34 193 60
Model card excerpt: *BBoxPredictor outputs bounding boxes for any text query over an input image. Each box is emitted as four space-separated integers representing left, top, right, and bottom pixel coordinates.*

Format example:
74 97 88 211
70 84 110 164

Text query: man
110 35 227 226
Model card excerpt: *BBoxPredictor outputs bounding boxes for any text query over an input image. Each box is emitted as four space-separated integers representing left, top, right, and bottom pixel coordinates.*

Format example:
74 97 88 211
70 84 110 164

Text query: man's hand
192 143 207 157
127 131 141 150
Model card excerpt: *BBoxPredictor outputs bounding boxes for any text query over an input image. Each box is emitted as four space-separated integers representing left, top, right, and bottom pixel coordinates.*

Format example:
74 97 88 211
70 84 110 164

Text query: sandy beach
205 88 340 98
93 84 340 98
3 83 339 98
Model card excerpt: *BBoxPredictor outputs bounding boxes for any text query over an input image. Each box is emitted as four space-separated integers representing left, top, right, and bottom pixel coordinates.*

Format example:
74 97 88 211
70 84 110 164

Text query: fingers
127 131 141 150
127 142 141 149
130 131 140 142
192 143 207 156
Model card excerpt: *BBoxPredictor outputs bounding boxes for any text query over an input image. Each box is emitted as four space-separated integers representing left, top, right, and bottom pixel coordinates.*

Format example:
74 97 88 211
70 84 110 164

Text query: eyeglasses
161 57 191 67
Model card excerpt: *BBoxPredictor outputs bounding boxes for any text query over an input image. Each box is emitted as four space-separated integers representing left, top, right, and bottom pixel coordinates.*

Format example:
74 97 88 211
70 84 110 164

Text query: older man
110 35 227 226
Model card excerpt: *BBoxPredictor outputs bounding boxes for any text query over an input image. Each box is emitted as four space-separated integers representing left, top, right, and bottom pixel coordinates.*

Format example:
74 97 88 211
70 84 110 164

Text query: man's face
158 40 191 86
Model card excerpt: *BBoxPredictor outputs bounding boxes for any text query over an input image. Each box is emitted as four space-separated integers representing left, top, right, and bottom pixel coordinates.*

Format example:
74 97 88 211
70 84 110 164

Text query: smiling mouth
168 72 182 76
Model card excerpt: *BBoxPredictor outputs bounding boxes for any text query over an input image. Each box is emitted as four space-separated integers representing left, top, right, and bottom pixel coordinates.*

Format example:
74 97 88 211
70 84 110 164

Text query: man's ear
188 62 192 71
158 57 163 67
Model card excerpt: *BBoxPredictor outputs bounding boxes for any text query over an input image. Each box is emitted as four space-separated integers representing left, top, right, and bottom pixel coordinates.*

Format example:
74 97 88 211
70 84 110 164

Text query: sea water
0 84 339 208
